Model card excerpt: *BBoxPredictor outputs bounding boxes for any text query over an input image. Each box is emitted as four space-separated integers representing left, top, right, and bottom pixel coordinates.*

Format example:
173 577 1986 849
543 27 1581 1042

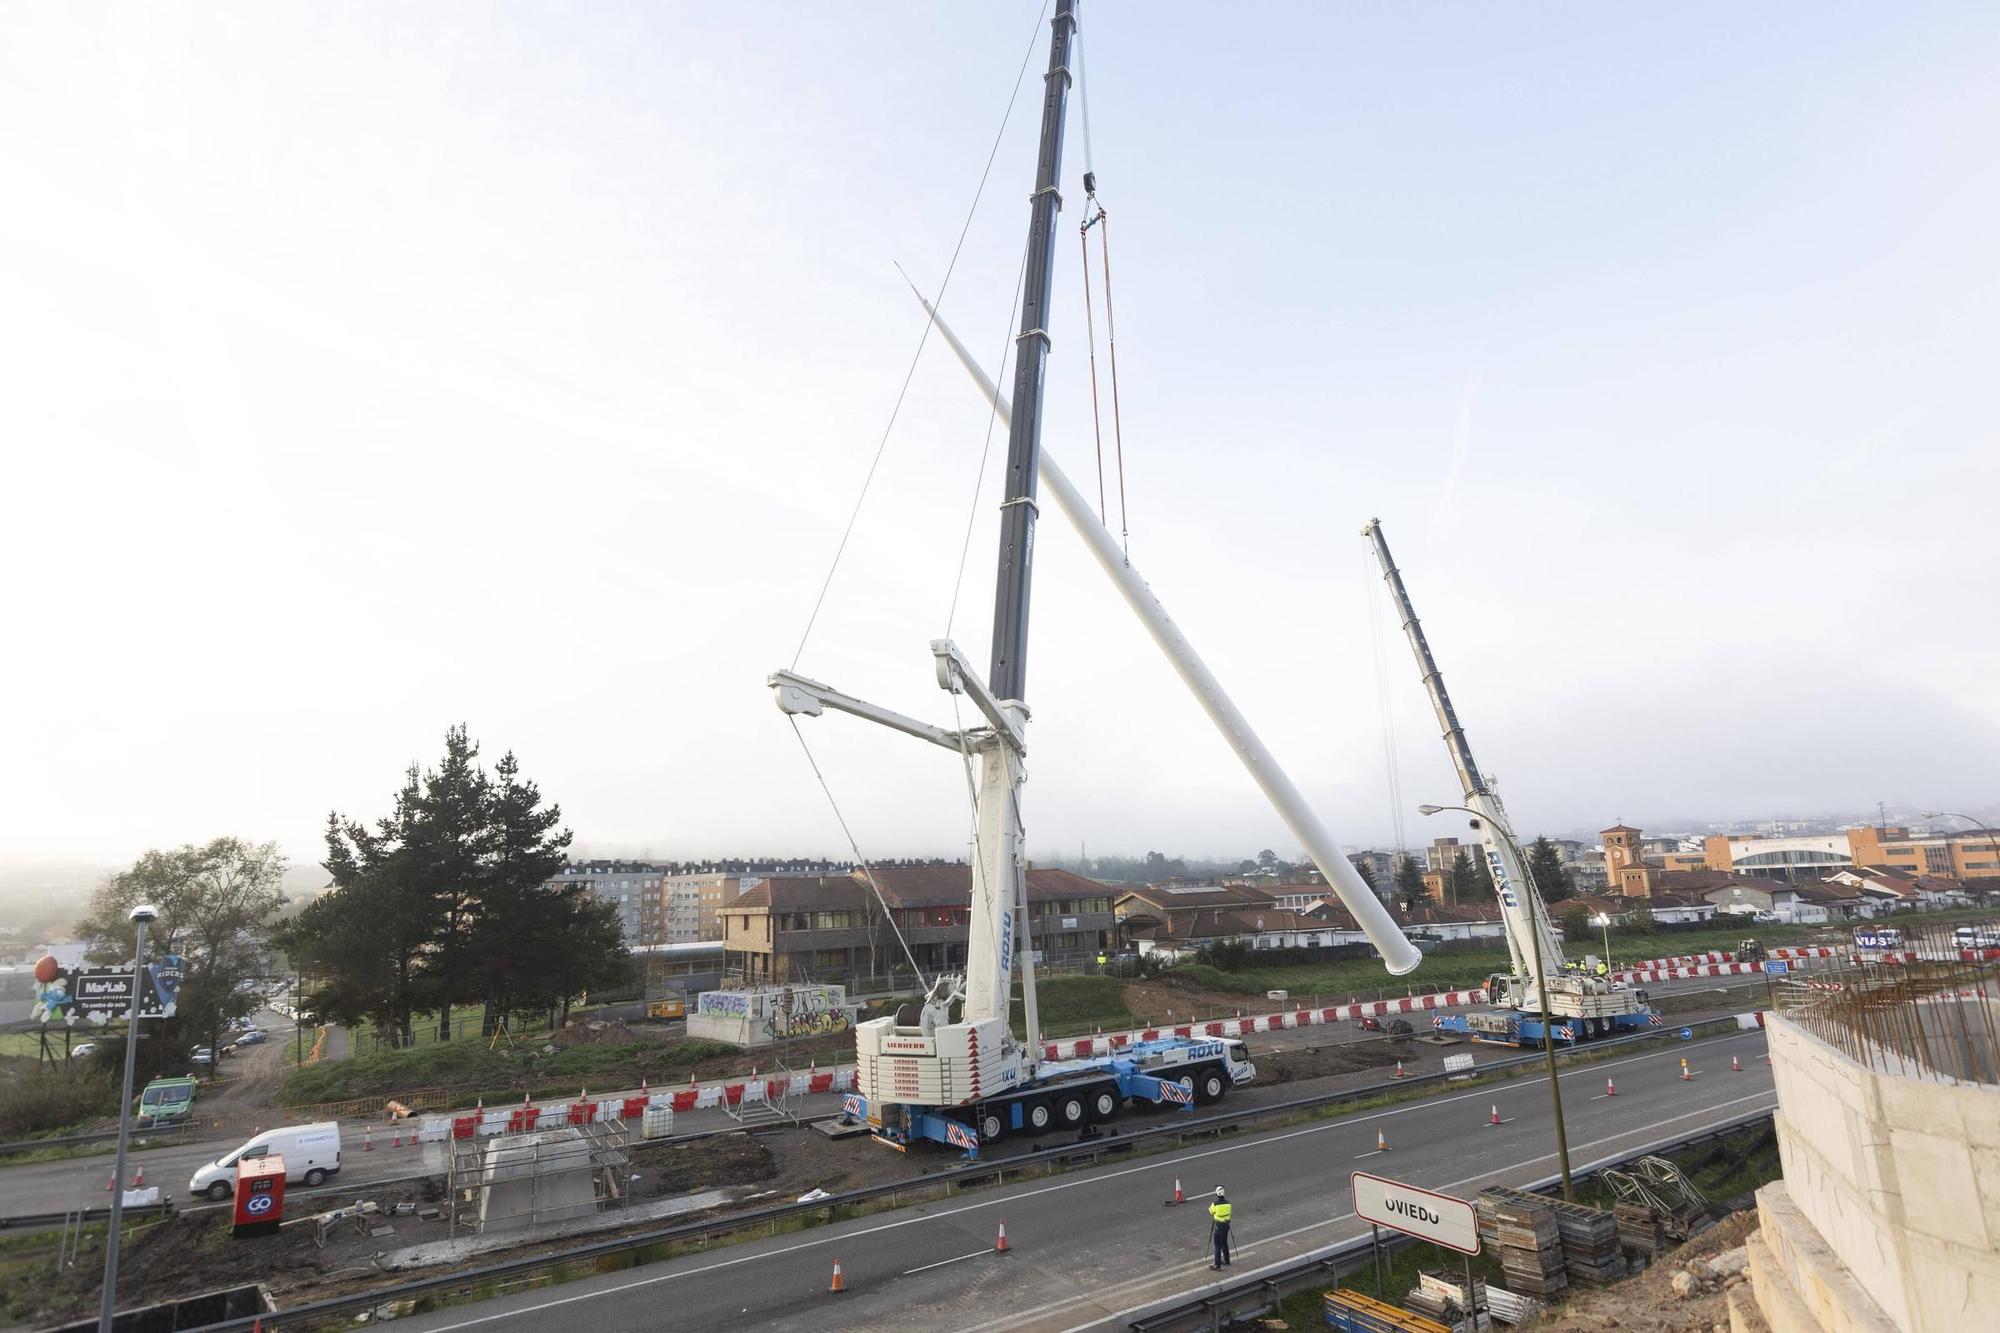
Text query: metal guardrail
0 1199 176 1232
153 1017 1754 1332
1125 1109 1779 1332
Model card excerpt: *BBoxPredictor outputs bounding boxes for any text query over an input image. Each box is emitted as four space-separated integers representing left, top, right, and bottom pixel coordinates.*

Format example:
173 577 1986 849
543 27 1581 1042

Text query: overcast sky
3 2 1996 878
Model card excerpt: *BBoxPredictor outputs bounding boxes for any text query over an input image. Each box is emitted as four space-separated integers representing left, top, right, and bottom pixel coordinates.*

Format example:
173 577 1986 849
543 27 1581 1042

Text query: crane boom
1360 518 1567 986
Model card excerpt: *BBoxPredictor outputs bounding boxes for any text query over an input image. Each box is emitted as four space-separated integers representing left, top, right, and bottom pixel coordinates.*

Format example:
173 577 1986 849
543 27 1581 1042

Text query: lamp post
100 903 158 1333
1592 913 1613 970
1921 812 2000 900
1419 803 1574 1199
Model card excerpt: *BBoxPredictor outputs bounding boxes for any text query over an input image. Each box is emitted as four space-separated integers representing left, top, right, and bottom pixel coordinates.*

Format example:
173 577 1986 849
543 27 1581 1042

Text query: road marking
396 1033 1773 1333
903 1248 998 1275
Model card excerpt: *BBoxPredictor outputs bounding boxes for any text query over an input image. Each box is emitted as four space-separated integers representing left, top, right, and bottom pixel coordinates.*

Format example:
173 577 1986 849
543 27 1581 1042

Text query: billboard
31 954 183 1025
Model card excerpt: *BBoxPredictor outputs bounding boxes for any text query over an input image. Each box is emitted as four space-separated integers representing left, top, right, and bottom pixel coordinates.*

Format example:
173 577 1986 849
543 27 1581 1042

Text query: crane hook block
1083 170 1096 197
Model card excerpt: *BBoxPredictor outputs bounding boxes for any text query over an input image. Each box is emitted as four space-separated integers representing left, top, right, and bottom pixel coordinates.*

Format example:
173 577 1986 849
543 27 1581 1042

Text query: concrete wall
1763 1012 2000 1330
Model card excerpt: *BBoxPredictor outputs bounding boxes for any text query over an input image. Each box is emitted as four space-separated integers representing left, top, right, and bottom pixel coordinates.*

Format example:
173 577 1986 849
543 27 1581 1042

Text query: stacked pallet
1546 1200 1623 1285
1322 1288 1454 1333
1475 1190 1567 1296
1615 1201 1666 1257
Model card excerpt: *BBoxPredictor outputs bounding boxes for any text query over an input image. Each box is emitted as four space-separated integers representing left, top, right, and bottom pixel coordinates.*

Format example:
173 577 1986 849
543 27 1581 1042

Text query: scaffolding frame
445 1119 633 1234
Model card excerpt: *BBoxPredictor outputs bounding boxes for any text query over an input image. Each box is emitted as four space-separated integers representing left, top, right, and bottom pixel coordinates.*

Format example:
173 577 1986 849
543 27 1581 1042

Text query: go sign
244 1193 275 1216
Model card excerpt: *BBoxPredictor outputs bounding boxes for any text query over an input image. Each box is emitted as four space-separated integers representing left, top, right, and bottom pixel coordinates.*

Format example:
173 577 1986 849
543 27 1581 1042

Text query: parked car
189 1046 216 1068
70 1042 99 1060
233 1028 267 1046
189 1122 343 1200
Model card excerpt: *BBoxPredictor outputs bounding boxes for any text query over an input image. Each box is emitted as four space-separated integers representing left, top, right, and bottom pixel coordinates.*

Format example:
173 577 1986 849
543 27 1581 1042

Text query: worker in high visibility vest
1208 1188 1233 1269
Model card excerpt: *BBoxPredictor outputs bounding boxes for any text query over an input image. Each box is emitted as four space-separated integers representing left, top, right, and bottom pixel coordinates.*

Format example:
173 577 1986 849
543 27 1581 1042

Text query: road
380 1027 1777 1333
0 978 1767 1219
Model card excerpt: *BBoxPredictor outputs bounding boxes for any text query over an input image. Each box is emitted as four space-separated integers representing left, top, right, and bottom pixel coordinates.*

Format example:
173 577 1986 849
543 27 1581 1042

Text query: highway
0 974 1769 1219
377 1026 1776 1333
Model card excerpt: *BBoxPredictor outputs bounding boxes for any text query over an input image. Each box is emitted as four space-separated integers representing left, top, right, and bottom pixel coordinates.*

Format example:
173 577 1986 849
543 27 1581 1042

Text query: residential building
720 865 1115 986
656 872 764 943
549 860 665 945
1823 868 1969 911
1114 882 1275 931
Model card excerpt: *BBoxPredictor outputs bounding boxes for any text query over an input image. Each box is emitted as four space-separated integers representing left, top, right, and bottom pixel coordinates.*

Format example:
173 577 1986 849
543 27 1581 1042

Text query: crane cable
1366 547 1410 888
1075 31 1132 561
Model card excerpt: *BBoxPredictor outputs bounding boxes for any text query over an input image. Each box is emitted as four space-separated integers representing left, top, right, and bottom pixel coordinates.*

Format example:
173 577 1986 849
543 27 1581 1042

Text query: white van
189 1121 342 1200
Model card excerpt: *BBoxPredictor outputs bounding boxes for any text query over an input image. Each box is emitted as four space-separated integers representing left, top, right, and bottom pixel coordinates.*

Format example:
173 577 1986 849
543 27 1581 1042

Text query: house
1114 883 1276 938
721 865 1115 986
1821 868 1964 911
1128 907 1368 958
1646 892 1718 925
1400 902 1508 943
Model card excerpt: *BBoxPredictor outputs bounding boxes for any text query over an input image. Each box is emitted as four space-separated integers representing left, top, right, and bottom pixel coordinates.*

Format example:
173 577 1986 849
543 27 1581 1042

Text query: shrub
0 1065 119 1138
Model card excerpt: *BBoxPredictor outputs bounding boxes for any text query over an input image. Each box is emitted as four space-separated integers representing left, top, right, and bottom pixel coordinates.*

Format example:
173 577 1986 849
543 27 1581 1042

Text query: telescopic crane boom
1362 518 1655 1043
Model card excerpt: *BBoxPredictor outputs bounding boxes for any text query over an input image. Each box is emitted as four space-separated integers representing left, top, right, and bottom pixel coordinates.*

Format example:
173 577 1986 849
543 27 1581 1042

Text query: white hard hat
1214 1187 1226 1197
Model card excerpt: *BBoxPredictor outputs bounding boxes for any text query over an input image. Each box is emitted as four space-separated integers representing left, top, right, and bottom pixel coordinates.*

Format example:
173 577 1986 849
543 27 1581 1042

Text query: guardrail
0 1199 177 1232
160 1016 1757 1332
1125 1109 1779 1332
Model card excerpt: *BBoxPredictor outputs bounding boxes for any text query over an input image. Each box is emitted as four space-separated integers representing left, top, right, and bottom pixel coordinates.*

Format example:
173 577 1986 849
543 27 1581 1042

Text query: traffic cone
1489 1104 1501 1126
391 1124 403 1148
133 1164 145 1188
1376 1128 1388 1152
995 1220 1010 1253
1681 1058 1693 1081
1166 1177 1185 1206
1732 1054 1742 1072
829 1259 846 1293
364 1125 373 1151
1605 1077 1617 1097
1394 1060 1407 1079
105 1170 115 1192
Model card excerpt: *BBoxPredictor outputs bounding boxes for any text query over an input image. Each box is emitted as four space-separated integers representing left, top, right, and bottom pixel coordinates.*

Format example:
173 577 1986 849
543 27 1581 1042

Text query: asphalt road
381 1027 1777 1333
0 975 1766 1219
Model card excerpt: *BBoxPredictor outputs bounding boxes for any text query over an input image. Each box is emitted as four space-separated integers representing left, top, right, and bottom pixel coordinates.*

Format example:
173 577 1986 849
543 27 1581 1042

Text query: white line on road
399 1032 1774 1333
903 1248 999 1275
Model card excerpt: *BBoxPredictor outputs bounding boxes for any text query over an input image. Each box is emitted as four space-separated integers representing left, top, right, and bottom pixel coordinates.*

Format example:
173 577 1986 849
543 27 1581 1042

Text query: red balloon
33 955 59 984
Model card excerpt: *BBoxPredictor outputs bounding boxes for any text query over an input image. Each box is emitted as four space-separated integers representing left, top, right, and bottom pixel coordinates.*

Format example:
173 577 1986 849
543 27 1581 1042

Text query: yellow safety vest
1209 1201 1232 1224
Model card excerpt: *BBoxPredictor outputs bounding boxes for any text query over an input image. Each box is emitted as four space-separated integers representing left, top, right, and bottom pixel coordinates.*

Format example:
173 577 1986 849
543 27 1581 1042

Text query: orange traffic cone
1376 1128 1389 1152
391 1125 402 1148
1731 1054 1742 1072
105 1170 115 1193
829 1259 846 1293
1489 1104 1501 1126
1394 1060 1407 1079
995 1220 1010 1253
1167 1177 1185 1206
132 1164 145 1188
1681 1058 1693 1081
1605 1077 1617 1097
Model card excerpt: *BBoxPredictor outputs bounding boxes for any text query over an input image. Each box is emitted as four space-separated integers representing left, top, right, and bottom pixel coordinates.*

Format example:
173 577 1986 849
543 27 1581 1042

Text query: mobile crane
1363 519 1657 1045
769 0 1415 1156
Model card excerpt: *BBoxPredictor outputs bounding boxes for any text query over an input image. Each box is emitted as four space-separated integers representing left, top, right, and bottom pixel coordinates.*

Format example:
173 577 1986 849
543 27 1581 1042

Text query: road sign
1762 960 1789 975
1350 1171 1480 1255
1680 1027 1693 1040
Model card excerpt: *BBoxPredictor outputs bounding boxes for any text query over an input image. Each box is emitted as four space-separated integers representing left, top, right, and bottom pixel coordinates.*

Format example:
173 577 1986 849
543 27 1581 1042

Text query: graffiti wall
687 985 856 1047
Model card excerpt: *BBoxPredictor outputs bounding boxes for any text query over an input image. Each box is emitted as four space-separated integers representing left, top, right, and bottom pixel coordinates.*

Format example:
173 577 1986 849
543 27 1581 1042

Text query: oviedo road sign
1350 1170 1480 1255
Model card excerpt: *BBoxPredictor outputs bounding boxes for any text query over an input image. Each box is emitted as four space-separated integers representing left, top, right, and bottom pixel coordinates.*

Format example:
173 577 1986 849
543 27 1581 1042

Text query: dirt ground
1531 1207 1759 1333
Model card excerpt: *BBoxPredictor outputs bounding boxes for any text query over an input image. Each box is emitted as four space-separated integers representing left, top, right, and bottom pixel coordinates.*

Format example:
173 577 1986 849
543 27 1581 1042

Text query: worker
1208 1187 1233 1269
1595 961 1609 978
1097 951 1108 973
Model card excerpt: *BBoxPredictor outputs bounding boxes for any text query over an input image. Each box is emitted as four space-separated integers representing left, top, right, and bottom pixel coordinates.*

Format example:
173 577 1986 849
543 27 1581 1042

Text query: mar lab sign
1350 1171 1480 1255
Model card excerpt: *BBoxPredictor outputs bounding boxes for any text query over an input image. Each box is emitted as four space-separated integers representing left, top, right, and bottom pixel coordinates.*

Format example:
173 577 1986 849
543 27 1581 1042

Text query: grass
280 1035 740 1106
1013 975 1134 1038
349 1005 555 1052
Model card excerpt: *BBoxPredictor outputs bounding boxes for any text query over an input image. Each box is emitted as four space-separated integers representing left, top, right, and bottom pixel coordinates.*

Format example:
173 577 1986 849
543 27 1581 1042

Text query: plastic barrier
418 1117 452 1144
808 1072 833 1094
672 1089 699 1112
451 1115 478 1140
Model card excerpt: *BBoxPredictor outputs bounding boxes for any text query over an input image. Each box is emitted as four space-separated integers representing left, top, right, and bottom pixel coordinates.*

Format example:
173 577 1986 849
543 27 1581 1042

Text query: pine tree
1525 836 1575 903
1447 849 1478 907
1394 853 1426 911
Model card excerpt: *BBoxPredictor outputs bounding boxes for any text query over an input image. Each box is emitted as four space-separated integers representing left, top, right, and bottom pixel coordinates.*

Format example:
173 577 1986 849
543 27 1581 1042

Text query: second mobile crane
1363 518 1658 1045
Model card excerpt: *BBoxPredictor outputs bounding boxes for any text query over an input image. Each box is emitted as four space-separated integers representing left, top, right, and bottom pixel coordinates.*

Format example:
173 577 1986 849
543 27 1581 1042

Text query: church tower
1603 824 1653 897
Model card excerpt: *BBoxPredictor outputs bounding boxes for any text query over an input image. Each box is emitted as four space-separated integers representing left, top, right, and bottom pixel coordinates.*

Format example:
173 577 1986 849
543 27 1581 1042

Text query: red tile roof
729 865 1109 911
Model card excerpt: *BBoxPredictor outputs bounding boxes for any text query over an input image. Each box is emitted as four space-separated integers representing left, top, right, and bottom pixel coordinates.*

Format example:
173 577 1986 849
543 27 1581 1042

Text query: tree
1447 850 1478 908
471 750 576 1035
1524 836 1575 903
1256 849 1279 871
1626 900 1656 934
1470 853 1495 902
1558 903 1591 945
1350 856 1377 893
1393 854 1427 911
75 838 287 1082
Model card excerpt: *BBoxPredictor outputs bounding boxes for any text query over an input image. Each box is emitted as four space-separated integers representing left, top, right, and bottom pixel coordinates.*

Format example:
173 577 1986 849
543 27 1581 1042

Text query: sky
2 2 1997 879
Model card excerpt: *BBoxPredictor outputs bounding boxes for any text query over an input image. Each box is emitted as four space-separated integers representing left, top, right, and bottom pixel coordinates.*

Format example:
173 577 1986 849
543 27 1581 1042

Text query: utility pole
100 904 158 1332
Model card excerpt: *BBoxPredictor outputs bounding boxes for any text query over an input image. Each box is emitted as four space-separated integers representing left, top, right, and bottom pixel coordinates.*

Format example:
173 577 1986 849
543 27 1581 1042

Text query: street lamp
100 903 157 1333
1591 913 1613 970
1419 803 1574 1199
1922 812 2000 898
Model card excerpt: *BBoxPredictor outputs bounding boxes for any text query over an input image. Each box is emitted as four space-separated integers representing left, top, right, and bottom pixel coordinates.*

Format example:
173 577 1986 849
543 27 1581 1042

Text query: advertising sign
1762 960 1789 975
30 955 183 1025
1350 1171 1480 1255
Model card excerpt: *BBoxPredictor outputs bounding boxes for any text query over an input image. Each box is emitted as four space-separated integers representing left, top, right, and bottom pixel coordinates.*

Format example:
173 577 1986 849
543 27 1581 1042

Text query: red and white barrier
1038 987 1490 1061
